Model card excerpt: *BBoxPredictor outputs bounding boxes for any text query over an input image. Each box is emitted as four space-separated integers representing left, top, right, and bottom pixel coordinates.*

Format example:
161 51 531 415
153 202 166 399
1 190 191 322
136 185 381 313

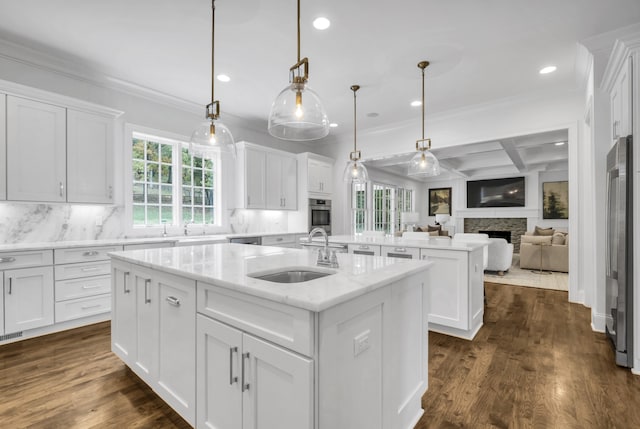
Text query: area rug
484 254 568 291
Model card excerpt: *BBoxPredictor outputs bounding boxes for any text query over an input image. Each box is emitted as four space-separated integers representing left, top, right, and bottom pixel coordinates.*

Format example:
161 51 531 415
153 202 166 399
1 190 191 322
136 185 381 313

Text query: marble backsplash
228 209 289 234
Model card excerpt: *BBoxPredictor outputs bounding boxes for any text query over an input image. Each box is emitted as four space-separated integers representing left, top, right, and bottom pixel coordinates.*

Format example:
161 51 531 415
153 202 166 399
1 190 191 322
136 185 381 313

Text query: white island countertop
109 243 432 312
305 234 486 252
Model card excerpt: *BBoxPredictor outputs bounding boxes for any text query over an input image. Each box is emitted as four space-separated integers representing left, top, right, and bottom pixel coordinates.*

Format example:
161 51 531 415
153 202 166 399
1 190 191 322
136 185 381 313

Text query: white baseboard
591 311 607 333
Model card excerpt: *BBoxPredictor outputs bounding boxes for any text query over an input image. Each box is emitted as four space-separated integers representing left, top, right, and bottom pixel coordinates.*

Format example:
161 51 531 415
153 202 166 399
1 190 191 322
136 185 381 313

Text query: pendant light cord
211 0 215 104
353 88 357 152
421 66 425 141
297 0 301 63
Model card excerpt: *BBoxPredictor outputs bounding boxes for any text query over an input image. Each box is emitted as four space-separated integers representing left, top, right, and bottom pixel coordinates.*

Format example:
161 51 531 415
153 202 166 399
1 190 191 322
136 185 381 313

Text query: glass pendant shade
189 118 236 159
268 82 329 141
343 160 369 184
408 150 440 177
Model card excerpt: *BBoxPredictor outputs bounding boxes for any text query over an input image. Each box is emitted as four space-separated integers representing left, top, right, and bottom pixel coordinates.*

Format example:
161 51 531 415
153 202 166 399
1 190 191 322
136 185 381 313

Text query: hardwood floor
417 282 640 429
1 283 639 428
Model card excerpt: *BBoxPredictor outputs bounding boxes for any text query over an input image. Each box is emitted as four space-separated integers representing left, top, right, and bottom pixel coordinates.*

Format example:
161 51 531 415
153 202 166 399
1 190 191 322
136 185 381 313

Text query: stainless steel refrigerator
605 135 633 367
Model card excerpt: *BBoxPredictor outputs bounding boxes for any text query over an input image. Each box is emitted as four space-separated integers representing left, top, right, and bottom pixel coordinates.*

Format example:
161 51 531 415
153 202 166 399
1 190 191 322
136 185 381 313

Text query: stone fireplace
464 218 528 252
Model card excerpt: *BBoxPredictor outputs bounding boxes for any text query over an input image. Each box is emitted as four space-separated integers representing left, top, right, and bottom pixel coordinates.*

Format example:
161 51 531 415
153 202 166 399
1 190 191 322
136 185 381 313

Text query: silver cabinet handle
393 247 407 252
359 245 370 250
166 296 180 306
229 347 238 385
83 251 99 257
82 284 104 290
144 279 151 303
59 181 64 197
123 271 131 294
81 267 101 272
241 352 250 392
8 277 12 295
0 257 16 263
108 185 113 199
247 195 250 206
283 197 286 206
81 304 102 310
276 237 283 242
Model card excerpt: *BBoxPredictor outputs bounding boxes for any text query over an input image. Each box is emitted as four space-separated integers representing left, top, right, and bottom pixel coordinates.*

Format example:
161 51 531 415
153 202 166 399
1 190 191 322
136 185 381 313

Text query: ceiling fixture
216 74 230 82
410 100 422 107
313 17 331 30
343 85 369 184
329 123 339 128
268 0 329 141
539 65 557 74
408 61 440 177
555 141 566 146
189 0 235 158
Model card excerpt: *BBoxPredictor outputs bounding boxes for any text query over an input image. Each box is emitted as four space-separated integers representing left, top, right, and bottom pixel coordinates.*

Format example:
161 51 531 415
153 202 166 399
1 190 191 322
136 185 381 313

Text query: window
373 183 395 234
131 132 218 227
352 182 367 233
395 188 413 231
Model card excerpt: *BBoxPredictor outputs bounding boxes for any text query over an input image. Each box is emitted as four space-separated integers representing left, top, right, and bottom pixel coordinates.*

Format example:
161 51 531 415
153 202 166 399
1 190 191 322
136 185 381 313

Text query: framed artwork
429 187 452 216
542 181 569 219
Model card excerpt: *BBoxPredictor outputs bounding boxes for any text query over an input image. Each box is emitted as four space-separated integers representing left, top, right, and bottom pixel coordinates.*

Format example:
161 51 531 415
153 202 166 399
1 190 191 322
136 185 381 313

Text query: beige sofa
519 231 568 272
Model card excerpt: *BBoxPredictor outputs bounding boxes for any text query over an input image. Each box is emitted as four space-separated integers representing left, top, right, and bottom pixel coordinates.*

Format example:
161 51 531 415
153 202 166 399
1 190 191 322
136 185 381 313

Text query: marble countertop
0 231 308 252
303 234 486 252
109 243 432 312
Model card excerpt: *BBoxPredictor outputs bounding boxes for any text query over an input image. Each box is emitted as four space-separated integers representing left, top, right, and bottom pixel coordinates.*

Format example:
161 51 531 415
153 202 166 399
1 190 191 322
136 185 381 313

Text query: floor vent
0 331 23 342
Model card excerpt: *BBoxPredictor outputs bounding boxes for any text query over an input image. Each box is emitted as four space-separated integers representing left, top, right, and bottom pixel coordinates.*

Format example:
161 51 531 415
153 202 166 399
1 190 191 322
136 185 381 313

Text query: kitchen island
110 243 432 429
303 234 486 341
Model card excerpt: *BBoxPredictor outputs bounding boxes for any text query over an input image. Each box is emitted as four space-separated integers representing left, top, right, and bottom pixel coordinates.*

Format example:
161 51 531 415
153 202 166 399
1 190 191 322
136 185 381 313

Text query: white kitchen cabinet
243 146 266 209
197 314 313 429
0 93 6 201
112 262 136 364
3 266 54 333
266 152 297 210
382 245 421 259
66 109 114 203
0 276 4 335
308 158 332 195
610 56 632 141
348 243 381 256
6 96 67 202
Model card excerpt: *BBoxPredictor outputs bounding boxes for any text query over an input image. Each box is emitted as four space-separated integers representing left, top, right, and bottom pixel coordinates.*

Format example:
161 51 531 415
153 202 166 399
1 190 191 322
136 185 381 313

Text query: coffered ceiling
0 0 639 140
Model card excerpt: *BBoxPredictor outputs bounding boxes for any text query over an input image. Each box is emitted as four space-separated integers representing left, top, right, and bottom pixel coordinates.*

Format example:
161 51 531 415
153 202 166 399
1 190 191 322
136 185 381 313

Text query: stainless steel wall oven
309 199 331 234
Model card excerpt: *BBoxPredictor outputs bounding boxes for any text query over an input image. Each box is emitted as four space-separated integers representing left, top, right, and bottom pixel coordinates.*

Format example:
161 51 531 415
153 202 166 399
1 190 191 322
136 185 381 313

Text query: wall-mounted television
466 177 525 208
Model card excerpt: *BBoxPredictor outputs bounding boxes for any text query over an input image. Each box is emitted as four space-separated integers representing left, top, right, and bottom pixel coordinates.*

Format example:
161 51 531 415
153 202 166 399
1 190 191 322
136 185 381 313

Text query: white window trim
123 123 230 237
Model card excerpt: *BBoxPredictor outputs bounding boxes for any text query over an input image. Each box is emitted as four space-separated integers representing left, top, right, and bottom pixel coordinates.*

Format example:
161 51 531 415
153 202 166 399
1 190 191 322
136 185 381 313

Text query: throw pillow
427 224 441 233
428 230 440 236
551 232 566 245
521 235 553 245
534 226 555 236
564 234 569 246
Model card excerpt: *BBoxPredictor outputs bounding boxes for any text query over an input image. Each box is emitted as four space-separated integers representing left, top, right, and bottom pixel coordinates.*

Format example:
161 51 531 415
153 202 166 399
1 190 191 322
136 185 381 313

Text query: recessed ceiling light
410 100 422 107
367 112 379 118
329 123 338 128
555 141 565 146
539 66 557 75
313 17 331 30
216 74 230 82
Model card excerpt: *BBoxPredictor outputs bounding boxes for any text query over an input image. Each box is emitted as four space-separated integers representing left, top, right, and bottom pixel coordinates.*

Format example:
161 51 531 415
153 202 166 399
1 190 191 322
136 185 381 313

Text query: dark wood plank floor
417 282 640 429
1 283 639 428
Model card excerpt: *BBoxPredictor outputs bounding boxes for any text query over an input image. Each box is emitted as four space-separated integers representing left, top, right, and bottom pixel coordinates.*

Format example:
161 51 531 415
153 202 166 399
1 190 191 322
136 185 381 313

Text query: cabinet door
265 153 283 209
281 155 297 210
308 158 332 194
0 276 4 335
0 93 6 201
111 265 136 364
6 96 66 202
245 148 266 208
134 272 157 382
4 266 54 333
197 314 243 429
67 110 114 203
242 334 313 429
156 272 196 425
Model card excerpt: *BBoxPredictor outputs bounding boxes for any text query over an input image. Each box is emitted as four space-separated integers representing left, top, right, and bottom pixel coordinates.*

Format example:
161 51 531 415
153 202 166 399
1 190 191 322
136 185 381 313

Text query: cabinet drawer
261 234 295 246
348 244 381 256
55 261 111 280
55 294 111 322
54 245 123 264
55 275 111 301
123 242 173 250
197 281 314 356
0 249 53 269
381 246 420 259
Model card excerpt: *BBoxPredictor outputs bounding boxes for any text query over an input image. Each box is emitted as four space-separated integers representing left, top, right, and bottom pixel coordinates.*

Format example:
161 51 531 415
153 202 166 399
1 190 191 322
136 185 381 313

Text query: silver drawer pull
277 238 283 242
8 277 12 294
83 251 99 257
82 284 104 290
123 271 131 294
144 279 151 304
358 245 370 250
393 247 407 252
229 346 238 385
241 352 250 392
0 257 16 263
81 267 101 272
166 296 180 306
81 304 102 310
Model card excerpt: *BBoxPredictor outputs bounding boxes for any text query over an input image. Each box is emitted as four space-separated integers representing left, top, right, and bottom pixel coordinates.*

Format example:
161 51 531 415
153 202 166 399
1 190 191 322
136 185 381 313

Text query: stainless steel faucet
184 220 193 236
308 227 339 268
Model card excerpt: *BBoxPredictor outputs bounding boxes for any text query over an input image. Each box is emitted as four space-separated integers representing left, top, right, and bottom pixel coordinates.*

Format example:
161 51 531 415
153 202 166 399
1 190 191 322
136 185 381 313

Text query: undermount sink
249 268 335 283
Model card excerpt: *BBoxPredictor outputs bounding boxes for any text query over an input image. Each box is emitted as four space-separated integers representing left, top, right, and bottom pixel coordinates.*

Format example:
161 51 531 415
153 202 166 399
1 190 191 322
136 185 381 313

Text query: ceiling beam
500 140 527 172
438 159 469 178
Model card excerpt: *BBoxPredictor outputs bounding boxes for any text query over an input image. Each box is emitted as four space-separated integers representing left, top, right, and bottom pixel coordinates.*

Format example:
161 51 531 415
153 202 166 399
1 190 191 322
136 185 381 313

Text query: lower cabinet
196 314 313 429
348 243 381 256
3 266 54 333
110 260 196 425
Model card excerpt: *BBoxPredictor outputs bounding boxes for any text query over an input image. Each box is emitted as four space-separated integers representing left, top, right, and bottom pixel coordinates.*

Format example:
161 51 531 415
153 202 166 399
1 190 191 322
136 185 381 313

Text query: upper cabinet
307 157 332 196
0 94 6 201
67 109 114 203
236 142 297 211
7 96 67 202
610 57 632 142
1 86 120 204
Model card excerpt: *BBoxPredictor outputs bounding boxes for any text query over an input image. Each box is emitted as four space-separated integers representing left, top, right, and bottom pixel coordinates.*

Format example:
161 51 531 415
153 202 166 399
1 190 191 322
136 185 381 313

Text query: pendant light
267 0 329 141
343 85 369 183
189 0 235 159
407 61 440 177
